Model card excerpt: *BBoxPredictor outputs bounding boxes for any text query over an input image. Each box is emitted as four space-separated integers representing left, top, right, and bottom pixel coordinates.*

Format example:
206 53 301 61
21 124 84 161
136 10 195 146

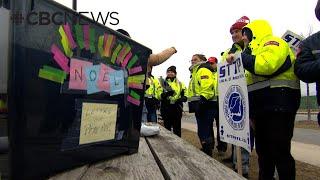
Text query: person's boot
201 142 212 157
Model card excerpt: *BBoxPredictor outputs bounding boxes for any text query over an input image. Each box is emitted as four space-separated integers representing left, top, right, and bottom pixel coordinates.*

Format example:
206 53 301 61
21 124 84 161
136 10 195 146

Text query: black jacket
294 31 320 104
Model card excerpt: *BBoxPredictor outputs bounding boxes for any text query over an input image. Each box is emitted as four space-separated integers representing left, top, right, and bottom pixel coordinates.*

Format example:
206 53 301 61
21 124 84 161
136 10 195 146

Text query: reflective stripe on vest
247 79 300 92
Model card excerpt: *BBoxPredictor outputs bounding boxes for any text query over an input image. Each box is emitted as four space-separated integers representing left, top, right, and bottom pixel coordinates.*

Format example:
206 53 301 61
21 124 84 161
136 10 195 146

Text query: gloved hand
161 90 174 100
177 96 187 103
229 43 238 54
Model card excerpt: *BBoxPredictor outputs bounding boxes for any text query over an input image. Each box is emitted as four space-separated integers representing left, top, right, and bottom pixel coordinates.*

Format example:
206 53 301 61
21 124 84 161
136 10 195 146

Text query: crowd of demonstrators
119 3 320 177
159 66 187 137
294 0 320 126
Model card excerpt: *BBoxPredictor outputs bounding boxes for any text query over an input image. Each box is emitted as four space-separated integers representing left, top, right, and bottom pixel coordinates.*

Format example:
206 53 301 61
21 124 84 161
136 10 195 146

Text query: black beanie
116 29 131 38
167 66 177 74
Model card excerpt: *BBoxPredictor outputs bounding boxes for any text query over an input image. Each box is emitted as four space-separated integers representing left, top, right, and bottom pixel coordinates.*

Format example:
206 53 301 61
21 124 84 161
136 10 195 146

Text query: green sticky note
43 65 67 80
39 68 65 84
98 35 104 57
59 26 73 57
89 28 96 53
75 24 84 49
130 90 140 100
128 74 145 83
61 36 73 57
127 55 138 69
111 44 122 64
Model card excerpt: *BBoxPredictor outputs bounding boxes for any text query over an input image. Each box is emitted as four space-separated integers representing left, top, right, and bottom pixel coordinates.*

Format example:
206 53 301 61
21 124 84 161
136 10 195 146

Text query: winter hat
316 0 320 21
116 29 131 38
208 57 218 64
230 16 250 33
167 66 177 74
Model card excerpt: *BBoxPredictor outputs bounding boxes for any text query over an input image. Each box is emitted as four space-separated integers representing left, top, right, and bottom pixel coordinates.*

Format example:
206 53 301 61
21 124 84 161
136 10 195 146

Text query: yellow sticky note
79 103 118 145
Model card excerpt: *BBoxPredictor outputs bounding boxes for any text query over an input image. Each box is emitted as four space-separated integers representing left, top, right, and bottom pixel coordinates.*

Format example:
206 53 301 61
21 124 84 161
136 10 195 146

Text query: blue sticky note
85 65 101 94
109 70 125 96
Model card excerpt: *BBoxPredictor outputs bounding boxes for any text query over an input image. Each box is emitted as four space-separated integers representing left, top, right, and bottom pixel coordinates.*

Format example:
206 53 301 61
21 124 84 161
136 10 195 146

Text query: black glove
161 90 174 100
178 96 187 103
229 43 238 54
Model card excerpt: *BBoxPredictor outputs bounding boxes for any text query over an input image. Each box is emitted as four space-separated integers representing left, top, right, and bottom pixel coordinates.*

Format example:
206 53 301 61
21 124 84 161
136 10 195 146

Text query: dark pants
212 101 227 151
195 101 216 143
145 97 158 122
161 103 183 137
254 112 296 180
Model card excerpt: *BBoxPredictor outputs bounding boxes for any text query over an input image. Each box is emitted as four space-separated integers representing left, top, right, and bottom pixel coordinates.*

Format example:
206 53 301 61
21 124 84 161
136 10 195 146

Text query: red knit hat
208 57 218 64
230 16 250 33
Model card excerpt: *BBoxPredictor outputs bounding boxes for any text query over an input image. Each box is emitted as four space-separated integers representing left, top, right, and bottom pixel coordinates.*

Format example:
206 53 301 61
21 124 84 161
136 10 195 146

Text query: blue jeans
195 101 216 143
233 147 250 174
146 105 157 122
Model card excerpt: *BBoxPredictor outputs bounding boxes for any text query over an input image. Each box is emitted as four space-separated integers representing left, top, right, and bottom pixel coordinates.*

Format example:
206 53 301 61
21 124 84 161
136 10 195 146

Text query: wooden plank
146 126 245 180
48 165 89 180
78 138 164 180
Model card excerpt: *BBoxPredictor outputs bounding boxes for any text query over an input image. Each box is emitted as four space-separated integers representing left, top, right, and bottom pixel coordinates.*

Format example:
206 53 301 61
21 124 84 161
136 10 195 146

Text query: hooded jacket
241 20 300 114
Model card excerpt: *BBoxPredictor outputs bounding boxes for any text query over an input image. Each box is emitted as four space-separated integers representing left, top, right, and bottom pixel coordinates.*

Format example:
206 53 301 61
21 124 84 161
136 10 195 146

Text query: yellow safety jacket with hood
187 62 216 101
240 20 300 113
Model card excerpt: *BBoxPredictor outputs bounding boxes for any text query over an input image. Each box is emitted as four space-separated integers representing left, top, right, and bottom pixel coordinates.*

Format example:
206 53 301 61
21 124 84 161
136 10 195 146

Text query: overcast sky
55 0 319 96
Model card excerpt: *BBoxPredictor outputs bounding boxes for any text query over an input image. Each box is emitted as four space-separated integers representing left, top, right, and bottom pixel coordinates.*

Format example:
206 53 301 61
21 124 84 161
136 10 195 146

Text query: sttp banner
218 53 251 152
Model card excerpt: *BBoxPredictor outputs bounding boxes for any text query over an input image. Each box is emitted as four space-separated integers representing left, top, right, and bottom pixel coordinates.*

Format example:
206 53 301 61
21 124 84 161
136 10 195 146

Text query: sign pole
236 146 243 175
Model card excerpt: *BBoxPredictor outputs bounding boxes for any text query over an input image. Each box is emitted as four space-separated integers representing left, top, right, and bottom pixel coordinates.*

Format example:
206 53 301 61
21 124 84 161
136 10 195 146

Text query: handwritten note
109 70 125 96
97 63 115 93
85 65 101 94
69 58 92 90
79 102 118 145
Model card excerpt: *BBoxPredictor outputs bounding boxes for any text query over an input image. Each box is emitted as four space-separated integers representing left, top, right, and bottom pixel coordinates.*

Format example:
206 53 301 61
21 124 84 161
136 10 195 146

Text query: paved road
181 113 320 146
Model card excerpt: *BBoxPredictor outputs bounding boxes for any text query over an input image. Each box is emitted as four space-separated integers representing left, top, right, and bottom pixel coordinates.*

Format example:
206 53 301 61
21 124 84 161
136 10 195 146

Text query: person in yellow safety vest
227 19 300 180
145 73 162 122
221 16 251 178
187 54 216 156
159 66 187 137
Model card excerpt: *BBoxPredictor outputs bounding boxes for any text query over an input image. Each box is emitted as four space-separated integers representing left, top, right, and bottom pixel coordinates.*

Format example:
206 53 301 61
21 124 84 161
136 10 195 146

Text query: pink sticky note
97 63 115 92
122 52 132 67
63 23 77 49
128 66 142 75
128 82 143 89
53 55 70 73
51 44 70 73
83 25 90 50
69 58 93 90
127 95 140 106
